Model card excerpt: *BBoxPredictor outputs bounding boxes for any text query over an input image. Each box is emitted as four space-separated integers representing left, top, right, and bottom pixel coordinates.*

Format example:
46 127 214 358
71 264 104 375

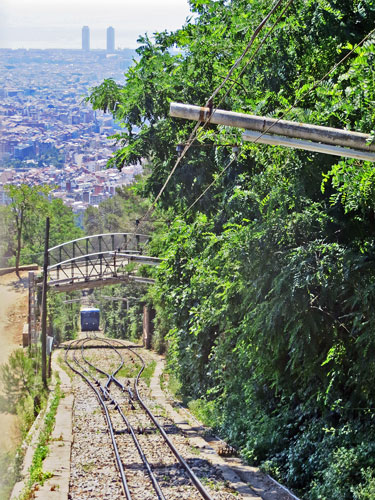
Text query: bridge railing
47 250 161 288
48 251 128 283
48 233 150 266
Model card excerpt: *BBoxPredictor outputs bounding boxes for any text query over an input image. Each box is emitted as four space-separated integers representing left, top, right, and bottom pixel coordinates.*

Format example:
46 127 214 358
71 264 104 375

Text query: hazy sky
0 0 193 49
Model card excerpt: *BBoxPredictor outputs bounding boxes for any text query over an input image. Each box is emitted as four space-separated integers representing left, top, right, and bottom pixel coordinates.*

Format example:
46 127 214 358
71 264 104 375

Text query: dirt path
0 272 29 454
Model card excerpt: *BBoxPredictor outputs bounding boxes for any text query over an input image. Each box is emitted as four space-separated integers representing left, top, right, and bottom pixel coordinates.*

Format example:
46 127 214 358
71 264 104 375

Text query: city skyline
0 0 192 50
81 26 116 52
0 49 141 217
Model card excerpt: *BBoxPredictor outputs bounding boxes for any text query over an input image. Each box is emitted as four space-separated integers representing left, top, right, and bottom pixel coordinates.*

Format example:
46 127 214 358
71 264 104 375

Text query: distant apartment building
107 27 115 53
0 184 11 205
82 26 90 51
14 143 34 159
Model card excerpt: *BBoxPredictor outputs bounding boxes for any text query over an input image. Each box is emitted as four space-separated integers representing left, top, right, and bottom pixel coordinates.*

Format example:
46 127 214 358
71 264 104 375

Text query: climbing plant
89 0 375 496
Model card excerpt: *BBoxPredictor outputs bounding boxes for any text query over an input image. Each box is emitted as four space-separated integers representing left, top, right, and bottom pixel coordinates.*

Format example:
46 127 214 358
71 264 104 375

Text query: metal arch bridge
46 233 160 292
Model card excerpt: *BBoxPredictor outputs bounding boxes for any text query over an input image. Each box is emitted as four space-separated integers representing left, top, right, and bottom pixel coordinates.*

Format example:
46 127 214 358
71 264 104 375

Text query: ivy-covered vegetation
88 0 375 496
93 283 146 340
0 348 48 499
48 291 81 343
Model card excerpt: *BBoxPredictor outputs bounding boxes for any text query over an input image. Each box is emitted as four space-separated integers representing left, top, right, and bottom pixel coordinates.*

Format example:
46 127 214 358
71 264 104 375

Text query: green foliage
187 398 217 428
0 349 46 423
16 382 61 500
48 291 81 343
94 283 146 341
90 0 375 496
0 448 23 500
3 184 83 270
0 349 50 498
141 360 157 387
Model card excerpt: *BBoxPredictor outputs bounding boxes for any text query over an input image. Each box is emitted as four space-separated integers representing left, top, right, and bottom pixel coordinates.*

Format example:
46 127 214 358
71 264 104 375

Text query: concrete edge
149 358 262 500
33 351 73 500
11 350 74 500
10 393 54 499
149 355 300 500
0 265 39 276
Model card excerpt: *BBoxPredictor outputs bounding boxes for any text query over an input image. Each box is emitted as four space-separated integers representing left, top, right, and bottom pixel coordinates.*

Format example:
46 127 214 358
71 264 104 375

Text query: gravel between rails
67 339 241 500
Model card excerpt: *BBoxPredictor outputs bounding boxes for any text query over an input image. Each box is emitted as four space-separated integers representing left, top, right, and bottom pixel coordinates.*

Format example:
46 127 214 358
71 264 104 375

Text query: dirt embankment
0 272 29 453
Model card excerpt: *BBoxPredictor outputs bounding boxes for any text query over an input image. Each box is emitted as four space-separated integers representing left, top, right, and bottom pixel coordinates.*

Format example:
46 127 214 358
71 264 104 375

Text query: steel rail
80 337 124 387
84 336 214 499
68 335 214 499
127 344 214 500
64 339 132 500
76 336 301 500
80 337 167 500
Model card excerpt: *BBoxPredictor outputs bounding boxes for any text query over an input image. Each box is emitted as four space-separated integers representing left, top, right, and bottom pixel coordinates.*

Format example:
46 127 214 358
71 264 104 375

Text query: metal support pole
28 271 35 348
170 102 375 153
71 241 75 279
242 130 375 162
41 217 50 388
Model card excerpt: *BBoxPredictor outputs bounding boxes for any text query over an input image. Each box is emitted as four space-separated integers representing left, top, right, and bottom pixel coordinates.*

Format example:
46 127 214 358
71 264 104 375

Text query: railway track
65 334 240 500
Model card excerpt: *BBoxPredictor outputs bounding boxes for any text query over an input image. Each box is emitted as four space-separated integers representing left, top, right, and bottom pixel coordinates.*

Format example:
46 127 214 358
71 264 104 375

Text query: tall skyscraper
82 26 90 51
107 26 115 53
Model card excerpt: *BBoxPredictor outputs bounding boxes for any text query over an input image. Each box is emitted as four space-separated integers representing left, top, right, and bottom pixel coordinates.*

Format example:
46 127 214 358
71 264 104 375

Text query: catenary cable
181 26 375 216
137 0 290 228
252 26 375 142
216 0 294 106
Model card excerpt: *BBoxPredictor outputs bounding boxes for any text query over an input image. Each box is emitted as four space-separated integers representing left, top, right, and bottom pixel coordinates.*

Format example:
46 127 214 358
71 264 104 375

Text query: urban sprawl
0 40 139 226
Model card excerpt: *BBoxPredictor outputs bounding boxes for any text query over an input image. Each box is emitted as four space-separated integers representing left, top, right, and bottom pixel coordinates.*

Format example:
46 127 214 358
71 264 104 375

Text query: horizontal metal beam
110 252 162 265
242 130 375 162
48 251 126 270
129 275 155 285
47 274 154 293
48 252 160 271
48 232 150 253
170 102 375 153
101 295 138 301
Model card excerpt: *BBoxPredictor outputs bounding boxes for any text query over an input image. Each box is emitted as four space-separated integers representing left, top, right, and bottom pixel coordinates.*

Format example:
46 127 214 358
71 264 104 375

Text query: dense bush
89 0 375 495
94 284 146 341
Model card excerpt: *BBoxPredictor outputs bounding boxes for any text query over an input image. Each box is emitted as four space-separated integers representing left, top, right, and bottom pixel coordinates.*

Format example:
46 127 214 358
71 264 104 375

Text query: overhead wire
208 0 287 103
178 0 296 218
252 26 375 142
216 0 294 107
182 152 239 217
181 26 375 217
137 0 290 228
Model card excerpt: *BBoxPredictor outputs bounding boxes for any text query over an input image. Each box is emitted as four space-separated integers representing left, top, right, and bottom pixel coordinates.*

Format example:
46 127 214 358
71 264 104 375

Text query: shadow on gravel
9 276 29 290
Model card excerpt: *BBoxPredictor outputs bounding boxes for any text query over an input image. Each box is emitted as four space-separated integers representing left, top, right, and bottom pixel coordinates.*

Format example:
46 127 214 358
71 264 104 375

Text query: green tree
83 180 159 235
4 185 83 273
88 0 375 496
5 184 51 278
